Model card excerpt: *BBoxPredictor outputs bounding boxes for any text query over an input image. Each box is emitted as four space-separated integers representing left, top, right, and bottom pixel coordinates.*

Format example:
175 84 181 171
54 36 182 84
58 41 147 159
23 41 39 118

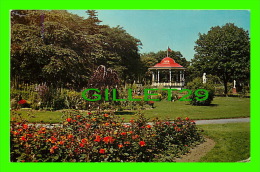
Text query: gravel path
194 117 250 125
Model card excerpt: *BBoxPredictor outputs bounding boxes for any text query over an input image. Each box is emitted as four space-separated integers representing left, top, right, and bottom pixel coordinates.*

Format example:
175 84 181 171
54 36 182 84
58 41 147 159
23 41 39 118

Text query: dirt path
174 137 216 162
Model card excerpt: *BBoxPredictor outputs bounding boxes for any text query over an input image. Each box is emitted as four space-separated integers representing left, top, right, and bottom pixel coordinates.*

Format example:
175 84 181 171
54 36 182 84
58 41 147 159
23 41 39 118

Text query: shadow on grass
114 111 135 115
184 104 219 107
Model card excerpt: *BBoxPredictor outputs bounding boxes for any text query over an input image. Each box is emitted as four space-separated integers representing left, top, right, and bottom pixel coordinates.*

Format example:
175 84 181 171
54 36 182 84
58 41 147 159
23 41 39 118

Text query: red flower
76 115 81 118
67 134 74 139
26 133 33 138
104 114 109 117
118 144 123 148
146 125 152 129
177 117 181 120
185 117 190 121
94 135 101 142
22 124 28 130
18 99 27 105
20 136 27 141
103 136 115 144
120 132 127 136
58 141 64 145
81 138 88 144
87 112 92 115
139 141 146 147
66 118 72 122
99 149 105 154
51 136 57 143
165 122 170 125
148 101 154 105
129 119 135 123
79 143 84 148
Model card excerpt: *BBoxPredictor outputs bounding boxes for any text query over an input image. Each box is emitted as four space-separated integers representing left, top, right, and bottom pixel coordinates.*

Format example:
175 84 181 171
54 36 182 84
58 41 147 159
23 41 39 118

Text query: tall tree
192 23 250 95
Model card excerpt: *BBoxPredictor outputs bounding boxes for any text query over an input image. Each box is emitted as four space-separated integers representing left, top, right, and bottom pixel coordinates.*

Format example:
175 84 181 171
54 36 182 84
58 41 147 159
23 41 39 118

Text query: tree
192 23 250 95
11 10 142 89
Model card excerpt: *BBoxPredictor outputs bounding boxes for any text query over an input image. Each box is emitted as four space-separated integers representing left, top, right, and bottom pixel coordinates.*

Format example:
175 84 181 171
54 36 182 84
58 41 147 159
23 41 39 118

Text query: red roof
153 57 184 68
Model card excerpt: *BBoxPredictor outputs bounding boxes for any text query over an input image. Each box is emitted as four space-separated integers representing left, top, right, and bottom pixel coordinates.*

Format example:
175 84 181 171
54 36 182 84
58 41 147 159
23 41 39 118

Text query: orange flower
104 122 110 126
66 118 72 122
13 131 19 135
67 134 74 139
81 138 88 144
94 135 101 142
139 141 146 147
129 119 135 123
50 146 58 153
146 125 152 129
103 136 115 144
58 141 64 145
124 141 131 145
118 144 123 148
175 127 181 132
132 135 139 139
99 149 105 154
76 115 81 118
104 114 109 117
128 131 133 134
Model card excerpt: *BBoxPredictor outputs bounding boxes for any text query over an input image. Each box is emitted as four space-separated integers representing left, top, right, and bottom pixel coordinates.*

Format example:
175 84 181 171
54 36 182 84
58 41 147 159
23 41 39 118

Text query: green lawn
11 97 250 123
122 96 250 121
198 122 250 162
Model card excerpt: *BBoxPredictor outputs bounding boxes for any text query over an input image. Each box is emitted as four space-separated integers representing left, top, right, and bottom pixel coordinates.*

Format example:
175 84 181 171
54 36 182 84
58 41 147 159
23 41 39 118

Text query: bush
10 110 204 162
186 77 215 106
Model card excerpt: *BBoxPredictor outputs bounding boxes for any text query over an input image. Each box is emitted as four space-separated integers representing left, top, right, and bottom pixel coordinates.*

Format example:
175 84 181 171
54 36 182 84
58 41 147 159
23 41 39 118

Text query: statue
233 80 236 88
202 73 207 84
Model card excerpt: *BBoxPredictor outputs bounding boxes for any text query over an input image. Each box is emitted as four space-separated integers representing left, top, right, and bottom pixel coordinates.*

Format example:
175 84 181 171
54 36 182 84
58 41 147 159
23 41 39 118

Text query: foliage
192 23 250 95
11 10 142 88
10 110 204 162
186 77 215 106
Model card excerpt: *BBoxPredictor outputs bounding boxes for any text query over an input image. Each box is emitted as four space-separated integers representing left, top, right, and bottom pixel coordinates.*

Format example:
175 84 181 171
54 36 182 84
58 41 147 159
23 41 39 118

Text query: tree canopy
191 23 250 94
11 10 142 89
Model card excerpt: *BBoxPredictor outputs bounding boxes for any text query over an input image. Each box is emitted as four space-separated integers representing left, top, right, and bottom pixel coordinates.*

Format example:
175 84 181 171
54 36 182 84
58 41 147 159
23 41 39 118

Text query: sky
68 10 250 61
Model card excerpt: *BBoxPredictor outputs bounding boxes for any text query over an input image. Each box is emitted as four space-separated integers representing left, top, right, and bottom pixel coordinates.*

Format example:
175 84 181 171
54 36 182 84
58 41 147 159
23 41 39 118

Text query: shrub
186 77 215 106
10 110 204 162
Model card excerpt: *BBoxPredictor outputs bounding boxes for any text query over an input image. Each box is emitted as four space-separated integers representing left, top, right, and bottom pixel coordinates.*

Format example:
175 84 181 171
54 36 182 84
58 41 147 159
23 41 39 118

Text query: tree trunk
224 81 228 96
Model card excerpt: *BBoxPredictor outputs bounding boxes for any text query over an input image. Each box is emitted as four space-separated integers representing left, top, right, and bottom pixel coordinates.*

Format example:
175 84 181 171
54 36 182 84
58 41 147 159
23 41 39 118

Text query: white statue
233 80 236 88
202 73 207 84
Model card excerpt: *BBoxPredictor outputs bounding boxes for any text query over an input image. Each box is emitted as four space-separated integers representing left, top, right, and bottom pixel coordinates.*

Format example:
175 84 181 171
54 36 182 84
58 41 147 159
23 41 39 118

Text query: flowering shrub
11 110 204 162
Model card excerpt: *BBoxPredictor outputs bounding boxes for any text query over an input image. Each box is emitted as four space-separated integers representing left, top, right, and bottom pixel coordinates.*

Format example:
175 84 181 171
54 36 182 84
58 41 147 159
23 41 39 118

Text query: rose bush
11 110 204 162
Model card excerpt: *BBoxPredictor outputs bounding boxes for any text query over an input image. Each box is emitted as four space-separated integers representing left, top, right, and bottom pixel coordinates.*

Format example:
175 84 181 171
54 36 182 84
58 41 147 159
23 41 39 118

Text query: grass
119 96 250 121
198 122 250 162
10 97 250 123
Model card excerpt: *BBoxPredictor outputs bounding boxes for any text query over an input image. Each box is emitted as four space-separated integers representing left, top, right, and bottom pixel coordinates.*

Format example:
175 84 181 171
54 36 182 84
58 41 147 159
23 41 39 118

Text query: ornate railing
151 82 184 87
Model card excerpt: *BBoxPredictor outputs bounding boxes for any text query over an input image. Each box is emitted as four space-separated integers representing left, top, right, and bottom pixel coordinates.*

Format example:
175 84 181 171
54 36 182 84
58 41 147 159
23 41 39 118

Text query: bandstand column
169 69 172 83
152 71 155 83
180 71 182 82
158 70 160 83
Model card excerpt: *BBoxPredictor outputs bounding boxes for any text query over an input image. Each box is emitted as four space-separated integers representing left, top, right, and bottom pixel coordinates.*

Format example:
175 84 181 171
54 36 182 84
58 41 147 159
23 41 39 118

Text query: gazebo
148 57 186 89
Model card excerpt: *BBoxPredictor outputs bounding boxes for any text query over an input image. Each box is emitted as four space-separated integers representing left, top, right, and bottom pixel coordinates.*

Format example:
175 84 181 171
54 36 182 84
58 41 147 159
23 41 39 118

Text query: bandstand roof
149 57 185 70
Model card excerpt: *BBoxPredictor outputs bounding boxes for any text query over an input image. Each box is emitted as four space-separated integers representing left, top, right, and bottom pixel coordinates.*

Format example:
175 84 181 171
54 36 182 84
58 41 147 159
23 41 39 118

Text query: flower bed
11 110 204 162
